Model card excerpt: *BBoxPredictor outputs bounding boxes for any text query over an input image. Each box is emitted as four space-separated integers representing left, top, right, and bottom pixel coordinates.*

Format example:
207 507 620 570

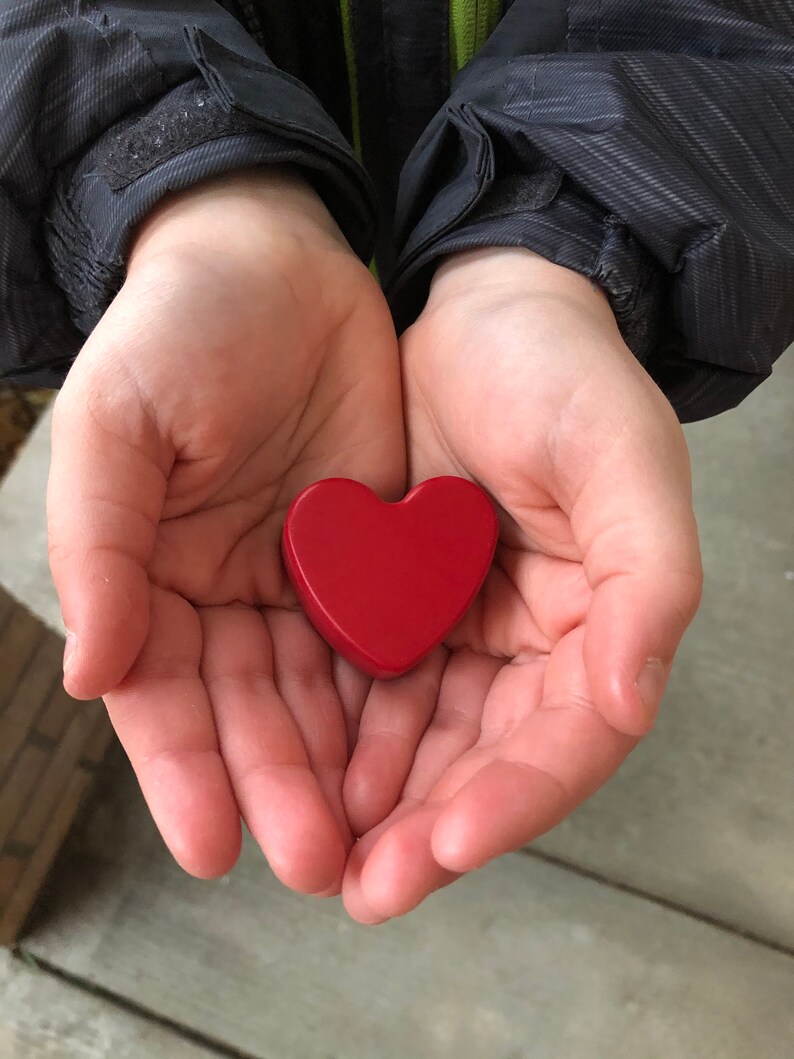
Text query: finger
498 549 590 645
48 366 170 699
452 550 590 656
431 629 635 872
342 811 403 925
358 804 459 920
104 588 240 878
584 556 702 736
573 413 703 736
405 656 546 806
342 651 445 837
432 759 571 873
411 662 545 806
400 650 496 801
342 802 457 923
332 653 373 756
268 608 352 853
201 605 346 896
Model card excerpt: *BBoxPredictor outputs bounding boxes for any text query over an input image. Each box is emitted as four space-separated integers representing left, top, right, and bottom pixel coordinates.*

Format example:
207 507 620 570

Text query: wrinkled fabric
0 0 374 386
1 0 792 421
387 0 794 420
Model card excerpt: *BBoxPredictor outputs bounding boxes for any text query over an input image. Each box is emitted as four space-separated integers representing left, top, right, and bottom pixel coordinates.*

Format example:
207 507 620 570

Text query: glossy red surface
281 477 498 679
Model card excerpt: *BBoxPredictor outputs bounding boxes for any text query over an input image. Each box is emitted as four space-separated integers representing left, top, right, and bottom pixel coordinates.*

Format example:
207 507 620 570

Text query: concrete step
21 761 794 1059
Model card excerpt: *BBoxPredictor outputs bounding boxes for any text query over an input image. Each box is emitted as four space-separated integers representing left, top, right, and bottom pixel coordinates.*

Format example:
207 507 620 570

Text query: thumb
47 352 171 699
573 397 703 737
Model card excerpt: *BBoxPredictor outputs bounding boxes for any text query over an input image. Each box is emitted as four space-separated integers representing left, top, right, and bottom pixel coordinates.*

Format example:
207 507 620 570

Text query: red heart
281 477 498 679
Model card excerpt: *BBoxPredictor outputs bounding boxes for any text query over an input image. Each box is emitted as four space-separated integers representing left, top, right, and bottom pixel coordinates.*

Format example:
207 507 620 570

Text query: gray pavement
18 761 794 1059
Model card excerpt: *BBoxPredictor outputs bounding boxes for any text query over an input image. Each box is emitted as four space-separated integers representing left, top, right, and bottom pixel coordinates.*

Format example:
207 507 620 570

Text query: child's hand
47 167 405 890
342 246 702 922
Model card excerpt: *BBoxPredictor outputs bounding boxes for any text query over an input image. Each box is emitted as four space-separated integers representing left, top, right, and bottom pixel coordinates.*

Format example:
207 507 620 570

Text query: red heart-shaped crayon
281 477 498 679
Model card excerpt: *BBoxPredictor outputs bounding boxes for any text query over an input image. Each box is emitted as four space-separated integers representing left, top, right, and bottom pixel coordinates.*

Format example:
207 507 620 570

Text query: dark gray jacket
1 1 792 420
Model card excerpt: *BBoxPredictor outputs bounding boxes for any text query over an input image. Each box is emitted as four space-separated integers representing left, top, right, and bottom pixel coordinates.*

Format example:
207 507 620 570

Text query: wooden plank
0 746 50 849
0 948 215 1058
20 764 794 1059
0 856 24 909
0 384 51 479
79 710 116 768
0 586 16 631
0 635 63 784
3 633 63 731
0 770 92 947
0 594 116 946
11 705 100 849
0 722 32 791
0 606 43 712
34 684 79 744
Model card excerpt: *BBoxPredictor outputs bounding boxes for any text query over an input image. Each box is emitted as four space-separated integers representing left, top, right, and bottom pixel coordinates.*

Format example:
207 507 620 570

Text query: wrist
126 164 345 273
429 246 611 316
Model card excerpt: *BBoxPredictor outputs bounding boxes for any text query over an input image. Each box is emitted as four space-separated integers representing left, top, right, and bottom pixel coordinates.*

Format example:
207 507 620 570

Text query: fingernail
63 632 77 673
636 658 667 717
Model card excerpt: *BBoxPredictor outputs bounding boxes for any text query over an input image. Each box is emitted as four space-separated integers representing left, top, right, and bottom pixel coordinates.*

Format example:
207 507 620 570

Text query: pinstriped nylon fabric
0 0 163 382
0 0 374 386
1 0 792 422
388 0 794 420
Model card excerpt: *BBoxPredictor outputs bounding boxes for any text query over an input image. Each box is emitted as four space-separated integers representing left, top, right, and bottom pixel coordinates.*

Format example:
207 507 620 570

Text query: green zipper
343 0 503 157
339 0 381 278
341 2 501 278
339 0 363 163
342 1 502 155
450 0 501 75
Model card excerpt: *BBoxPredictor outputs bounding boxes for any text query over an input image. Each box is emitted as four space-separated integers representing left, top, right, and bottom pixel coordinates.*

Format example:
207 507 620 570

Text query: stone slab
0 948 214 1059
20 762 794 1059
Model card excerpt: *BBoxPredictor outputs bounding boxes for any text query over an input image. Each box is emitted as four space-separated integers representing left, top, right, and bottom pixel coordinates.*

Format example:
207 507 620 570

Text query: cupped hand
342 247 702 922
48 167 405 890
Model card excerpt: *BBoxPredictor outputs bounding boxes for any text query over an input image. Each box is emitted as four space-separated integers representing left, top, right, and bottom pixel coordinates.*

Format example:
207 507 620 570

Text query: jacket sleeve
388 0 794 422
0 0 375 386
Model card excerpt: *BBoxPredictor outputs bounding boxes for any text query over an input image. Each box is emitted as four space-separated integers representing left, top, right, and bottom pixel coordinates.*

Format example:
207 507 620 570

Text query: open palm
342 248 702 922
48 170 405 891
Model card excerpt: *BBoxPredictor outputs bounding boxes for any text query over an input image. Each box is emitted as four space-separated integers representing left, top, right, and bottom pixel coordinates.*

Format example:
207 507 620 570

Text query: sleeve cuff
45 33 377 342
387 172 664 368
